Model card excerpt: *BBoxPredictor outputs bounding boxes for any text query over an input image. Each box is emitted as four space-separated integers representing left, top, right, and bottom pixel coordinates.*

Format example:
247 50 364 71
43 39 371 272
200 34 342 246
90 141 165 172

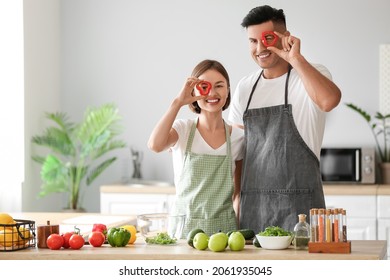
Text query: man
228 5 341 232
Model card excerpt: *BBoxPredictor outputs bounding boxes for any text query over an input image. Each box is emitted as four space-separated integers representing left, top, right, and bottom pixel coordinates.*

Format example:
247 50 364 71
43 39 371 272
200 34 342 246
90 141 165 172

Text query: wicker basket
0 219 36 251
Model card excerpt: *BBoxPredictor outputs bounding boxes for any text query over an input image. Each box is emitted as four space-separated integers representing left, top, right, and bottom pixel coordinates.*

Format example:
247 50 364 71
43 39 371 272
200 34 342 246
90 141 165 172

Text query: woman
148 59 244 237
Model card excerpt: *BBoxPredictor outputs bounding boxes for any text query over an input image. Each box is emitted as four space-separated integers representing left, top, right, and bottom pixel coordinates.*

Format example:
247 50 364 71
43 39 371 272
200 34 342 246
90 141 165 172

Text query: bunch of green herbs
145 232 177 245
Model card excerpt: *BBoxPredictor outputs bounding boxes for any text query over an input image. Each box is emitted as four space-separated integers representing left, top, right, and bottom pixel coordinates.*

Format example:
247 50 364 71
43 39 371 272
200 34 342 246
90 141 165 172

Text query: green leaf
345 103 371 122
40 155 69 183
86 157 117 185
38 181 69 197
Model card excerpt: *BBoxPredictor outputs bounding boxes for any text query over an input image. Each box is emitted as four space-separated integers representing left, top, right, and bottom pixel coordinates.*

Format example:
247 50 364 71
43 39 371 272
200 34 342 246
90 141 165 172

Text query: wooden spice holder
308 241 351 254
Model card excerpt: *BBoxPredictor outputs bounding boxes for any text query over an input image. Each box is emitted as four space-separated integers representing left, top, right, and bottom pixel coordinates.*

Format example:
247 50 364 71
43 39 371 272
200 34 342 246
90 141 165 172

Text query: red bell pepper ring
196 81 212 96
261 31 279 47
92 223 107 237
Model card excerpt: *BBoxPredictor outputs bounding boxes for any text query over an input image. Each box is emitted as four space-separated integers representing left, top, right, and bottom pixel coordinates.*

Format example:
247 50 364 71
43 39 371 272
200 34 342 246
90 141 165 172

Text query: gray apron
173 119 237 238
240 66 325 233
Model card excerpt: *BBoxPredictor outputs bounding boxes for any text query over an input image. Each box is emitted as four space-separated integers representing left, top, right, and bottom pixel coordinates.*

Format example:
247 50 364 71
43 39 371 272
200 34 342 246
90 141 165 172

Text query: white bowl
256 235 293 250
137 213 186 241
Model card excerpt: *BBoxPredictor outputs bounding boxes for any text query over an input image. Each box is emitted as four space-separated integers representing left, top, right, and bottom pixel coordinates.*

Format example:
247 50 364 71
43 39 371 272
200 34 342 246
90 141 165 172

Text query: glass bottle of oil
293 214 310 249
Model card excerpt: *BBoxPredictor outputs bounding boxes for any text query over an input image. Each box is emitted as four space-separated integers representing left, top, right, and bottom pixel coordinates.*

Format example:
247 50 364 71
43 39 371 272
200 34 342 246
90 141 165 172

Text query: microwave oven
320 147 376 184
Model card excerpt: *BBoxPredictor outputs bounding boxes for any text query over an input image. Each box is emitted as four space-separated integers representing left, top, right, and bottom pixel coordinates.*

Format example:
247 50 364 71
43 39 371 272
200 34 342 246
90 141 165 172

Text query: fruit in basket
46 233 64 250
0 213 16 225
15 227 32 245
0 229 18 247
120 225 137 244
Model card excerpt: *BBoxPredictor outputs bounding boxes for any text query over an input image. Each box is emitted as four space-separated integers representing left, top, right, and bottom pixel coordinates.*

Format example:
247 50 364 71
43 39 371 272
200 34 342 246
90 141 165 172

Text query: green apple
208 232 228 252
193 232 209 250
228 231 245 251
187 228 205 248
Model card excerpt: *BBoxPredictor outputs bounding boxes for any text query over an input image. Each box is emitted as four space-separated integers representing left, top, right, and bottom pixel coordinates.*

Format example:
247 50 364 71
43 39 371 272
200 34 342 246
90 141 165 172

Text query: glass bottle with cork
293 213 310 249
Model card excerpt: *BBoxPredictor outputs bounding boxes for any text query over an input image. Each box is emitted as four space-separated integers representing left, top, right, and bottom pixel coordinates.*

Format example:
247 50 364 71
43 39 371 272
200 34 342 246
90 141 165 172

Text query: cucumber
253 237 261 248
187 228 205 248
238 229 255 240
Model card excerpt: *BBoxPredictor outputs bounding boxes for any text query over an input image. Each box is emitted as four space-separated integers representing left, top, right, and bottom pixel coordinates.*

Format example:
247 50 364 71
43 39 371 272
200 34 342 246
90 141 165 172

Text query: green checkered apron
173 119 237 238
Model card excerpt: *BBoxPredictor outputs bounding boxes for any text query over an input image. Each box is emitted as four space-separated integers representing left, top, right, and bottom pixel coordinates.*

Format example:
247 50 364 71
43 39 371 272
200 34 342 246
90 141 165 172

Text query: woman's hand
175 77 206 107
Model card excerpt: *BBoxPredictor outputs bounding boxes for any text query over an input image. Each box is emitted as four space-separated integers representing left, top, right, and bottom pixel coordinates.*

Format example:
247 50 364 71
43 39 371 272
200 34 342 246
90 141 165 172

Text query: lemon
0 213 16 225
15 227 32 245
0 229 18 247
120 225 137 244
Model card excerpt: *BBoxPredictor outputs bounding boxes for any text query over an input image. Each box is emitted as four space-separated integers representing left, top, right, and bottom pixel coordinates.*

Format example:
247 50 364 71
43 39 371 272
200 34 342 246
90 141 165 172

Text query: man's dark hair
241 5 286 28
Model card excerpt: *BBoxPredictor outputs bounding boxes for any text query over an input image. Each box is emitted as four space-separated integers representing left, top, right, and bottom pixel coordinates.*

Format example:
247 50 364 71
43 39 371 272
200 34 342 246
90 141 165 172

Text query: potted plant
31 103 127 211
345 103 390 183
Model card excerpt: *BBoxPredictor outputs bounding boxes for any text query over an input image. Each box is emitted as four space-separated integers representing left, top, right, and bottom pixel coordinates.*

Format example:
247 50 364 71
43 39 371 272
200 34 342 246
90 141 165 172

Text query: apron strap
284 64 293 108
185 118 232 156
185 118 198 154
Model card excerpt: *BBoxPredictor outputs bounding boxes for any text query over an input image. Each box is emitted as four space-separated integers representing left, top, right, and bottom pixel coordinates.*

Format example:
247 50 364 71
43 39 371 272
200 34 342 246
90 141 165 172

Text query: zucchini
238 229 255 240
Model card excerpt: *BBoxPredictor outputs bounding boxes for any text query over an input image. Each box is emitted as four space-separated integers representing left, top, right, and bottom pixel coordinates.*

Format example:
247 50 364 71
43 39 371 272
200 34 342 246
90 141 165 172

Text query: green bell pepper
107 227 131 247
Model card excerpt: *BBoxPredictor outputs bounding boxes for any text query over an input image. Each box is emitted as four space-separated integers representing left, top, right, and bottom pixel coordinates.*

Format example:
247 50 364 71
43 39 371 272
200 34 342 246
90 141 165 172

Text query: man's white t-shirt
171 119 245 187
228 64 332 160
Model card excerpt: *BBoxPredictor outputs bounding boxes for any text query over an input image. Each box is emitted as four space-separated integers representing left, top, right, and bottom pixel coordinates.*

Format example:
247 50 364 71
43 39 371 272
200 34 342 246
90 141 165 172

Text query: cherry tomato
46 233 64 250
61 232 73 249
69 234 85 249
88 231 105 247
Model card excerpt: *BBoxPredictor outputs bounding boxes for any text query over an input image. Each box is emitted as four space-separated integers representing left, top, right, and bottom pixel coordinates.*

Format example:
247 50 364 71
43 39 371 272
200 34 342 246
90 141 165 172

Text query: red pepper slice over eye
261 31 279 47
196 81 212 96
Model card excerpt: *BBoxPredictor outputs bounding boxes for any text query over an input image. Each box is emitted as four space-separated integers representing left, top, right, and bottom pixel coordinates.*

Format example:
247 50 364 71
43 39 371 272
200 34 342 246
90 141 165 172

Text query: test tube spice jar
308 207 351 254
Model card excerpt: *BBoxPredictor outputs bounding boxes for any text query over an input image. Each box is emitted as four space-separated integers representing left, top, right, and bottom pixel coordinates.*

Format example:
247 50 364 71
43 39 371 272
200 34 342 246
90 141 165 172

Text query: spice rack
308 241 351 254
307 207 351 254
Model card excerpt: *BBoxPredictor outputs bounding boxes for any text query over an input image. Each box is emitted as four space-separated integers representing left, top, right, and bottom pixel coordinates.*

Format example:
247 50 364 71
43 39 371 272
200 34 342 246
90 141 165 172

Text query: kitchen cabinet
100 182 176 216
377 185 390 259
324 194 377 240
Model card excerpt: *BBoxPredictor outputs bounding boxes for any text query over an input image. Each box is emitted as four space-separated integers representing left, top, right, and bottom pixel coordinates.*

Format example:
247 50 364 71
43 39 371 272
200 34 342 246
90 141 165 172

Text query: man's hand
267 31 302 64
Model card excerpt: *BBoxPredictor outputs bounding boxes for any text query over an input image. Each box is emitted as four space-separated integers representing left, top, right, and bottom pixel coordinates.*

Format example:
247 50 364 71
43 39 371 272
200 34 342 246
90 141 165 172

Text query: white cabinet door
325 195 377 240
346 218 377 240
101 193 173 215
377 219 390 260
377 195 390 259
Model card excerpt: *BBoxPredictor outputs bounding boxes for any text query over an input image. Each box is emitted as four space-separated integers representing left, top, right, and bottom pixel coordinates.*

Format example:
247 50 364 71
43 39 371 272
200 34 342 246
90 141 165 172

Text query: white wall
23 0 62 211
0 0 24 212
24 0 390 212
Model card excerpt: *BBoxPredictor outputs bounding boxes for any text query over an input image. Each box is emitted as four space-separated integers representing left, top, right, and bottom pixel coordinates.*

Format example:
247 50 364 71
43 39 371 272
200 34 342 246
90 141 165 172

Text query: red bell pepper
261 31 278 47
92 223 107 237
196 81 212 96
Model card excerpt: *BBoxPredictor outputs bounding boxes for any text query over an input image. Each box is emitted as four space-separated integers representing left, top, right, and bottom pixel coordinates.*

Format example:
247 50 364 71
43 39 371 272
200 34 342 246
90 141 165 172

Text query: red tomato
88 231 105 247
46 233 64 250
69 234 85 249
61 232 73 249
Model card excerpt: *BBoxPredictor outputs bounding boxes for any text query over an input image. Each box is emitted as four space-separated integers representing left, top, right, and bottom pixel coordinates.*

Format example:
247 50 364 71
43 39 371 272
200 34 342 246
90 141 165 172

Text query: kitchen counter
8 212 137 237
100 183 387 196
2 213 387 260
0 239 386 260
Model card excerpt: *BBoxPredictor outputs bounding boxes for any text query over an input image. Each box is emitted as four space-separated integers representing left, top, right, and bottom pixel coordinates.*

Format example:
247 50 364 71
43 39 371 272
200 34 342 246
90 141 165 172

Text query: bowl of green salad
137 213 186 245
256 226 293 250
